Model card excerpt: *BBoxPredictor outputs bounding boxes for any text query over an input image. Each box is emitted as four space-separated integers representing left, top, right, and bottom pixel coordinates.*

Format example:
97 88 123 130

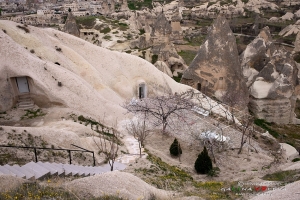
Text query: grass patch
21 109 46 120
254 119 300 149
100 27 111 34
183 35 206 46
139 149 230 199
254 119 279 138
75 16 96 28
118 22 128 31
262 169 300 183
128 0 153 10
103 35 111 40
178 50 197 66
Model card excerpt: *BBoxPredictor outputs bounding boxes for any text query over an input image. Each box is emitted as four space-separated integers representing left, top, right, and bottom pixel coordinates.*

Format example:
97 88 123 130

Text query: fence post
34 148 38 162
68 150 72 164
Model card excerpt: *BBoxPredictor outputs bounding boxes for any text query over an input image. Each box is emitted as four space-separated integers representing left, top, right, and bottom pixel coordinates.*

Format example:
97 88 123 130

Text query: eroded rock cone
181 15 248 108
63 12 80 37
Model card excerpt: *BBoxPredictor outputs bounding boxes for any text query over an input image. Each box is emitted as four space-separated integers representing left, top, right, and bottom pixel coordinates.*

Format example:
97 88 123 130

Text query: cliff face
240 27 299 124
63 12 80 37
181 15 249 108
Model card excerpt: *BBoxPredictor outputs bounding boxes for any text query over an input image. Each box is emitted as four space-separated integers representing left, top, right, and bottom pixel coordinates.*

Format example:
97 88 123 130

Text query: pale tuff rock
64 171 172 199
279 21 300 37
154 61 173 77
240 27 298 124
281 12 294 21
0 20 192 120
181 15 248 108
295 31 300 52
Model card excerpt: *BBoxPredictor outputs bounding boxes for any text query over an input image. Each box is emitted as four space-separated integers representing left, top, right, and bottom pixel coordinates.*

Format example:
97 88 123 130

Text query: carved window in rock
138 83 147 99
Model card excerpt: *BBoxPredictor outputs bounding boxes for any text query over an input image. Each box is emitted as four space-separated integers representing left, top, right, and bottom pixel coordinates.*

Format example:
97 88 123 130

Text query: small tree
194 146 213 174
126 115 151 158
169 138 182 157
123 92 194 135
93 120 120 171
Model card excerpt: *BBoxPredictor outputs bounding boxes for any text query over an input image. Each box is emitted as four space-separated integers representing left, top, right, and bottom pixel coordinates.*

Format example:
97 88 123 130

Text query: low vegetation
262 169 300 183
178 50 197 65
194 146 213 174
169 138 182 157
75 16 97 28
128 0 153 10
0 182 125 200
21 109 46 120
133 149 231 199
254 118 300 149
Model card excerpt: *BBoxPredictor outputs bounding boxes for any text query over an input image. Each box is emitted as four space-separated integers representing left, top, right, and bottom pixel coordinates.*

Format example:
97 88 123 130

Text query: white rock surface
64 171 172 199
280 143 299 161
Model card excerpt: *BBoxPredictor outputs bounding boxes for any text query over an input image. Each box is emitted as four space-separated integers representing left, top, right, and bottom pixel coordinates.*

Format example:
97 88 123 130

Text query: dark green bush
100 27 111 34
139 28 145 35
169 138 182 156
151 54 158 64
194 146 212 174
292 158 300 162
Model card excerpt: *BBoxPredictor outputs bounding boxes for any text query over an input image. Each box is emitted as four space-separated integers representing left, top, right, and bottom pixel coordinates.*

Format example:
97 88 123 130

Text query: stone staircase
0 161 126 180
17 94 35 110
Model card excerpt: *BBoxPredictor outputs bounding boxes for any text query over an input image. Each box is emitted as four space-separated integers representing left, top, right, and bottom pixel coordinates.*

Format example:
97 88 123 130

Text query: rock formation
63 12 80 37
240 27 299 124
294 31 300 52
181 15 249 108
0 20 192 119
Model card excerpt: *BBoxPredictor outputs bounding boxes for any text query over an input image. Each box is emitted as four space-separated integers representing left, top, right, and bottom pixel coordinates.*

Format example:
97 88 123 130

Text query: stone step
3 165 26 179
36 162 59 176
11 164 35 180
62 164 80 176
23 162 50 179
46 163 64 176
0 166 17 177
18 105 35 110
18 98 33 103
0 161 127 180
18 101 34 106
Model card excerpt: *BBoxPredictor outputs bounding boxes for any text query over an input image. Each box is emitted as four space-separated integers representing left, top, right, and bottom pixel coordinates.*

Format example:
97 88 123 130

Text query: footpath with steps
17 94 35 110
116 136 147 164
0 161 126 180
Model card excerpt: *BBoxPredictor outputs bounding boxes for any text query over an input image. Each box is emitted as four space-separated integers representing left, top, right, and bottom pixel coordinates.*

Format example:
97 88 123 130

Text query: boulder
280 143 299 161
181 15 249 108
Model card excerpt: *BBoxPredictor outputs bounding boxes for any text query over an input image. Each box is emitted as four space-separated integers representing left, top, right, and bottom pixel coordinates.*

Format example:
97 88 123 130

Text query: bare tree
93 122 120 171
123 93 194 135
126 115 152 158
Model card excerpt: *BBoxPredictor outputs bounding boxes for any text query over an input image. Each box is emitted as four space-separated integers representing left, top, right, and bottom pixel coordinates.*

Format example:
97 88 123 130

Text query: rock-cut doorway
16 77 30 94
